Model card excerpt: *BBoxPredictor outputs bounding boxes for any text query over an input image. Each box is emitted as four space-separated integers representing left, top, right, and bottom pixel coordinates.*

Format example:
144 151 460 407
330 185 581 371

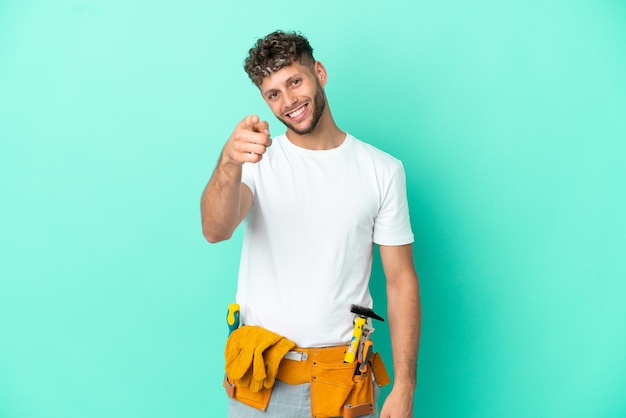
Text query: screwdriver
227 303 240 336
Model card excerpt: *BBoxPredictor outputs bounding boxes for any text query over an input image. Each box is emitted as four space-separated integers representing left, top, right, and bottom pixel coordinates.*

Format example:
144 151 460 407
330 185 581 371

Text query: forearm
201 155 244 243
200 115 270 243
386 270 421 389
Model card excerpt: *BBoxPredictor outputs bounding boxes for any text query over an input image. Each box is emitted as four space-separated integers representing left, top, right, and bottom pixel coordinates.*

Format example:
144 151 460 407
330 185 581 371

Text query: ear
314 61 328 87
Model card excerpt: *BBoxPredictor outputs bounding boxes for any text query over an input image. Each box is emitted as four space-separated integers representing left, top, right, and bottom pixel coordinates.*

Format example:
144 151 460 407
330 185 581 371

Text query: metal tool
344 304 384 365
226 303 240 336
359 339 374 374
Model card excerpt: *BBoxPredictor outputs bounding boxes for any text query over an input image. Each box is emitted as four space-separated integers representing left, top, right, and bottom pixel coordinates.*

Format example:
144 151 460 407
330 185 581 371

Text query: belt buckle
284 350 308 362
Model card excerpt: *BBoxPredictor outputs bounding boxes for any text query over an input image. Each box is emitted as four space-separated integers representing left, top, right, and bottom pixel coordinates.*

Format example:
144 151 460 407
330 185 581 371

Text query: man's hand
380 385 414 418
221 114 272 166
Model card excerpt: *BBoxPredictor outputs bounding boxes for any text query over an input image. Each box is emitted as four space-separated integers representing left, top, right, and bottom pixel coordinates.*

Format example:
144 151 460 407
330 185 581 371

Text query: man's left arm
379 243 421 418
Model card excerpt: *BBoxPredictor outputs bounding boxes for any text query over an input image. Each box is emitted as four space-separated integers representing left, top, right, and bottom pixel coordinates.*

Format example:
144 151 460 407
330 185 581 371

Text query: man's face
259 60 327 135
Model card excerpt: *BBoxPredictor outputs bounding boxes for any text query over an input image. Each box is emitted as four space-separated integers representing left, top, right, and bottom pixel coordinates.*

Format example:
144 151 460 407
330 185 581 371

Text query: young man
201 31 420 418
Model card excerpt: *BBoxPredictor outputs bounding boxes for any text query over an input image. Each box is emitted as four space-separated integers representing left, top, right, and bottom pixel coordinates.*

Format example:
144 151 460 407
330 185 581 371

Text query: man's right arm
201 115 271 243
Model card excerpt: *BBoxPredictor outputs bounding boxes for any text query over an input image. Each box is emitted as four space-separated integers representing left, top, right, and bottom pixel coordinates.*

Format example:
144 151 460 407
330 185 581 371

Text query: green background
1 1 625 417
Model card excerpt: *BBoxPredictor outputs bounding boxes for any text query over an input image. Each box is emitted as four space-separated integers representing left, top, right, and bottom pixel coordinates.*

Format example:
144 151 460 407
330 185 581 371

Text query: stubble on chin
278 87 326 136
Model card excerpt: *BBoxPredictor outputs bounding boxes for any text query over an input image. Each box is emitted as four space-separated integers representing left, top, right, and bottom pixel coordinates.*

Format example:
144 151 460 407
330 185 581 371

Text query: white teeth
288 105 306 118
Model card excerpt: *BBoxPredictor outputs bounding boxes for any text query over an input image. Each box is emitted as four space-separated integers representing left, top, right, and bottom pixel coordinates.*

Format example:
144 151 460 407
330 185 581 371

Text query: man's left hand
379 385 414 418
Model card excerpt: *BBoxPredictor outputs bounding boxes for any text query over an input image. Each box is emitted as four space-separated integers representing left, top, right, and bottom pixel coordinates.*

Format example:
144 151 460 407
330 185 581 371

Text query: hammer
344 304 384 364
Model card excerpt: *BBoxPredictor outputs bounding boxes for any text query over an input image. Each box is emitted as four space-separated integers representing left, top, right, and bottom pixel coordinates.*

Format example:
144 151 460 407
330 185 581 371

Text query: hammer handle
344 316 366 363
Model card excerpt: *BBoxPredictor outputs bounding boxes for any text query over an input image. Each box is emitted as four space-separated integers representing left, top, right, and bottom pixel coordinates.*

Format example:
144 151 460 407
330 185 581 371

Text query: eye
291 78 301 87
266 91 279 101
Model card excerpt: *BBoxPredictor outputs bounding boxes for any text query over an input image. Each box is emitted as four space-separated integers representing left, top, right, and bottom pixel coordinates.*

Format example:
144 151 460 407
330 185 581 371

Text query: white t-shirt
237 133 413 347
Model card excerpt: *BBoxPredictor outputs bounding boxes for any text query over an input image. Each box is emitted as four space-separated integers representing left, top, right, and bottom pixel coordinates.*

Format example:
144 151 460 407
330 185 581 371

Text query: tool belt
224 338 390 417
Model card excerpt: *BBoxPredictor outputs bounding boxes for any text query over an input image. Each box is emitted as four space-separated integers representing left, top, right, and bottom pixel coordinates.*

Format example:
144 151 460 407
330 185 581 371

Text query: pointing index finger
241 115 270 135
241 114 260 129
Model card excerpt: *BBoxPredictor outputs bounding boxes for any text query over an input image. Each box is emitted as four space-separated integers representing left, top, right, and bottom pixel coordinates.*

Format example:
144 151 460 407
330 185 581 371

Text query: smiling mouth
286 103 308 119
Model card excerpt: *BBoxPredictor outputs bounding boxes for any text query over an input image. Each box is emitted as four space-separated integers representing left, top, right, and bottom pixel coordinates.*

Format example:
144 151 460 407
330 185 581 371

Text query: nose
283 90 298 108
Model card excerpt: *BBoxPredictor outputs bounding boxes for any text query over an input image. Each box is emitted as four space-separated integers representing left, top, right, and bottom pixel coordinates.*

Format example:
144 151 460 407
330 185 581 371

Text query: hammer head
350 304 385 322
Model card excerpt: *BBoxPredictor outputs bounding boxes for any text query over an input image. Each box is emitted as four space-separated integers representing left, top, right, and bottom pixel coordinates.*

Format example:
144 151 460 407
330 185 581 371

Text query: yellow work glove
234 365 253 389
224 325 284 383
246 337 295 392
262 337 296 389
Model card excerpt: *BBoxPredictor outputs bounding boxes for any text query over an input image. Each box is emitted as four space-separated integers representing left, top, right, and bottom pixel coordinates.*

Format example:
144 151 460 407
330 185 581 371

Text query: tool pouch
310 360 378 418
370 352 391 387
223 374 272 411
224 337 390 416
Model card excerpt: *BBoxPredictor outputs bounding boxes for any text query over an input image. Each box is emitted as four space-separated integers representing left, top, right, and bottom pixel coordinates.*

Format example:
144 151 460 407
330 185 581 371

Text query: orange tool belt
224 345 390 418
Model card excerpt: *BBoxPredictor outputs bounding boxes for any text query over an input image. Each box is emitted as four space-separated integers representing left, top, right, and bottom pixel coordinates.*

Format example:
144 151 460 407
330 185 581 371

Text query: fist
223 115 272 165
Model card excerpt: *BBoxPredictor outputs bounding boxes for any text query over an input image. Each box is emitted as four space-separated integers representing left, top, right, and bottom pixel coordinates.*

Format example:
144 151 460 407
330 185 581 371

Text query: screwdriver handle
227 303 240 336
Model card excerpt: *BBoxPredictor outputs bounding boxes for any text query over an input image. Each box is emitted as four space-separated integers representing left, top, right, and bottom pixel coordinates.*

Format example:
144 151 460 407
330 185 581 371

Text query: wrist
392 376 417 393
212 154 243 187
218 150 241 168
218 152 244 175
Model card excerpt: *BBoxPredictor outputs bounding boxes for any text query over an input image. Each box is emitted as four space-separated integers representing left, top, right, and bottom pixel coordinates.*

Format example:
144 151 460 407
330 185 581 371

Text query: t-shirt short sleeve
372 161 414 246
241 162 256 197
